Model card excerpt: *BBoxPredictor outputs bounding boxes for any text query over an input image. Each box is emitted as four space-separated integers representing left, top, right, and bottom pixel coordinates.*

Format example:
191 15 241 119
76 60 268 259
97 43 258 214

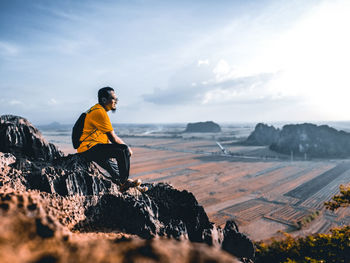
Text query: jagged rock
244 123 280 146
0 191 241 262
13 154 117 196
0 115 63 161
184 121 221 133
76 184 218 241
222 220 255 261
270 123 350 158
73 183 254 260
0 115 255 262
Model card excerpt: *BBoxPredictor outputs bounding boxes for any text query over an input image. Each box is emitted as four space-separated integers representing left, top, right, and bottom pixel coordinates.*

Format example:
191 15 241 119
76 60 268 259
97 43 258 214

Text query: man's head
98 86 118 112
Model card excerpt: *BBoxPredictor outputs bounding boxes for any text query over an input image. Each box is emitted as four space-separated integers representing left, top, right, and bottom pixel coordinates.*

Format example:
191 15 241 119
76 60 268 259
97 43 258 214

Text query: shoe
130 179 142 187
119 179 142 192
136 185 149 193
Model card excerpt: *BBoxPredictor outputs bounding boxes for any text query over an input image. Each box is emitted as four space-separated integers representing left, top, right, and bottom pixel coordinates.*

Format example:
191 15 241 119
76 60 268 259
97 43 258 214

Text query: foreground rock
0 115 255 262
270 123 350 158
0 115 63 161
0 191 241 263
244 123 280 146
184 121 221 133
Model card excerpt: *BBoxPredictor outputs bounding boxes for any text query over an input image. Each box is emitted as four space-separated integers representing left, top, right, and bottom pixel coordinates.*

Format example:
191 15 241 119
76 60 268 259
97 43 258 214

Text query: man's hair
98 86 114 105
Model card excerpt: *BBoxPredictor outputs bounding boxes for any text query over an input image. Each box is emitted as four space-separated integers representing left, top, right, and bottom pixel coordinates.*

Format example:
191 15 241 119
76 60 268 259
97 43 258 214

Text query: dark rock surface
184 121 221 133
0 115 63 161
0 115 255 262
77 184 220 242
244 123 280 146
270 123 350 158
14 154 116 196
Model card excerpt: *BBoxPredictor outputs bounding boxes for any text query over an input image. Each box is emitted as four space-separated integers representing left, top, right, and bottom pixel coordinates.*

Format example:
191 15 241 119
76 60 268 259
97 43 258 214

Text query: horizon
1 0 350 124
34 118 350 129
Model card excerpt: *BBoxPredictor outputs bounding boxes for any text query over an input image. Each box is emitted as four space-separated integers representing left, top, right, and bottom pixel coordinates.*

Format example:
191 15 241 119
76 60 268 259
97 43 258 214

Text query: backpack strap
80 107 99 144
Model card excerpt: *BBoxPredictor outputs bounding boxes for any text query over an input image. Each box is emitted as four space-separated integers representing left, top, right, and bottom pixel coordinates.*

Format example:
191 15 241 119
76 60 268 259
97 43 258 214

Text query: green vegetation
255 227 350 263
325 184 350 211
255 184 350 263
296 211 320 230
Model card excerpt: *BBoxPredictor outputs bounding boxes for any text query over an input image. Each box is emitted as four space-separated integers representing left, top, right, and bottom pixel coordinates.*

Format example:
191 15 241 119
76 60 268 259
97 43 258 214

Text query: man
77 87 146 192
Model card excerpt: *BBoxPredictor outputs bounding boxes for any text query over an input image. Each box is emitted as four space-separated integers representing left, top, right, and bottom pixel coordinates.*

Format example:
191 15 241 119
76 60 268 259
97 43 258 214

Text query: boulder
0 115 63 161
0 191 241 263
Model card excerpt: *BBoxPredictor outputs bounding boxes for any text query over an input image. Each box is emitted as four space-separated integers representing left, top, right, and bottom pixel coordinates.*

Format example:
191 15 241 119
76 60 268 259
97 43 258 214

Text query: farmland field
124 137 350 241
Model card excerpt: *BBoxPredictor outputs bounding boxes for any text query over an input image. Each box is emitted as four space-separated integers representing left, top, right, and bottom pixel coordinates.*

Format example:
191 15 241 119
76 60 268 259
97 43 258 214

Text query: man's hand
106 130 131 154
107 131 133 156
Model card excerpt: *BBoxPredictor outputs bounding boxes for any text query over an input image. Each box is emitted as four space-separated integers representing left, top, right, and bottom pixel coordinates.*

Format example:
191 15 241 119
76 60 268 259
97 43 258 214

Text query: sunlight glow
267 0 350 119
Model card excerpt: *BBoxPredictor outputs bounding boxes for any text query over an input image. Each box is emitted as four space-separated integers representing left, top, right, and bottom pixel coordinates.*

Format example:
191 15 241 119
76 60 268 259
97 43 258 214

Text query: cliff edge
0 115 254 263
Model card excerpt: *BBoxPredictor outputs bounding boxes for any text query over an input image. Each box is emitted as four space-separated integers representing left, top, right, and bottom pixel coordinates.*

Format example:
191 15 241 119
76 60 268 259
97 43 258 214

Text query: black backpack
71 108 97 149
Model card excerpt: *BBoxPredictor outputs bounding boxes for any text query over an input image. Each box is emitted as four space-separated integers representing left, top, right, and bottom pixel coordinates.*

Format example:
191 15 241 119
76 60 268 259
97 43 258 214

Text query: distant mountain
37 122 71 131
184 121 221 133
270 123 350 158
244 123 280 145
244 122 350 158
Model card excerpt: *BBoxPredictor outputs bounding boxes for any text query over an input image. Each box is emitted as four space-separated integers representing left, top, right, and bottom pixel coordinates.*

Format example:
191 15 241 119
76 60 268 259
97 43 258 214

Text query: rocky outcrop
270 123 350 158
0 191 241 263
244 123 280 146
76 184 225 243
0 115 63 161
184 121 221 133
0 115 255 262
14 154 117 196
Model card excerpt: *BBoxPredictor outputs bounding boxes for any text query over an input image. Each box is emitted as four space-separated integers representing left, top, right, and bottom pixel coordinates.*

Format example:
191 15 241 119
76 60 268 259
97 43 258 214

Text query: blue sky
1 0 349 124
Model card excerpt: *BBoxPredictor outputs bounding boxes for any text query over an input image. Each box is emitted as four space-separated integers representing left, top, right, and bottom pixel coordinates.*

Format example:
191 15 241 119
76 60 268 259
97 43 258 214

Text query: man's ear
101 97 107 105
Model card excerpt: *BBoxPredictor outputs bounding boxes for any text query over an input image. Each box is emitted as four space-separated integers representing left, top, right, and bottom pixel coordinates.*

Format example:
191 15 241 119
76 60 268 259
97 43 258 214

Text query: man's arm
106 130 133 155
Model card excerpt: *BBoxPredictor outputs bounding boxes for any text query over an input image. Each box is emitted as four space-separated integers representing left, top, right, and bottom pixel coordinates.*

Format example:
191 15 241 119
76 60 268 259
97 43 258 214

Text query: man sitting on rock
77 86 146 192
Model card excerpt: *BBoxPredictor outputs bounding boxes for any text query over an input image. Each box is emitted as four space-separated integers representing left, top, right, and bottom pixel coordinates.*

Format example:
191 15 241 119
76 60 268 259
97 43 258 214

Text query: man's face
105 91 118 112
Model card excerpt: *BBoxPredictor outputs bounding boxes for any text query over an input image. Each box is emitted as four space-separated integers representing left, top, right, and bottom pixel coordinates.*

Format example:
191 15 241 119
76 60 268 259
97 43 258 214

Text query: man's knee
111 143 129 154
116 143 128 150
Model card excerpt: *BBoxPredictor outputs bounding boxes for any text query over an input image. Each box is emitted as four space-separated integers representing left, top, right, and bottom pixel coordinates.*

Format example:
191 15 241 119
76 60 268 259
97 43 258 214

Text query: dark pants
81 143 130 184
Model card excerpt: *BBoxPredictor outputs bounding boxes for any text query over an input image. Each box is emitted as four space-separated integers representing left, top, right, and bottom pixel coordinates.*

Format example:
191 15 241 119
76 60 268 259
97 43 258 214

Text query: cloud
197 59 209 66
143 60 278 106
34 4 83 22
142 86 201 105
48 98 58 105
0 41 19 56
213 59 230 81
203 72 278 104
9 99 23 105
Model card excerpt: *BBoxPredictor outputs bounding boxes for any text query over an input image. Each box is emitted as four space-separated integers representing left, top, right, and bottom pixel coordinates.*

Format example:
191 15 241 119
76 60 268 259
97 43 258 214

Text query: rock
76 183 219 241
222 220 255 261
14 154 117 196
0 191 241 263
0 115 255 262
184 121 221 133
244 123 280 146
0 152 16 167
0 191 66 240
0 115 63 161
270 123 350 158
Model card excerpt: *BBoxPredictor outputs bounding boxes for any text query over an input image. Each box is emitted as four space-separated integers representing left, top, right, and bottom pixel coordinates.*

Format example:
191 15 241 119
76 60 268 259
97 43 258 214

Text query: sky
1 0 350 125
